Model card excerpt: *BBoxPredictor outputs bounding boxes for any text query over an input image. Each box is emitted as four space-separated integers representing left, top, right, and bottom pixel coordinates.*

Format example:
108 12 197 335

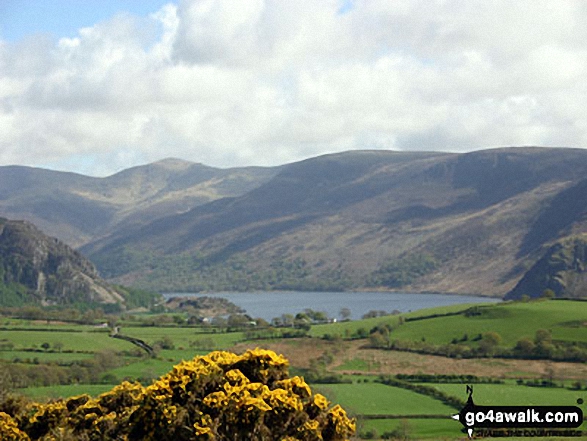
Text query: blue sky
0 0 170 41
0 1 586 176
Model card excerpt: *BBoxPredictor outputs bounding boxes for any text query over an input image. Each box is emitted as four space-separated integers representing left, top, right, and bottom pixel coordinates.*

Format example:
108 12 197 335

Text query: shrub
0 411 29 440
2 349 355 441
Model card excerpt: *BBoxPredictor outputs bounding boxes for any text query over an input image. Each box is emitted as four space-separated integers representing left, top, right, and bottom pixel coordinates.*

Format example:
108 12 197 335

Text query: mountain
0 159 277 247
506 234 587 299
0 218 123 306
79 147 587 296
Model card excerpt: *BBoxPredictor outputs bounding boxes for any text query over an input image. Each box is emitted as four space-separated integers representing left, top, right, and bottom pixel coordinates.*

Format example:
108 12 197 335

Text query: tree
0 365 12 402
534 329 553 357
534 329 552 345
541 289 556 299
479 332 502 356
255 317 269 328
339 308 351 321
354 327 369 338
227 314 250 329
362 310 379 319
281 313 295 327
154 336 175 350
312 311 328 323
514 338 535 356
211 316 227 328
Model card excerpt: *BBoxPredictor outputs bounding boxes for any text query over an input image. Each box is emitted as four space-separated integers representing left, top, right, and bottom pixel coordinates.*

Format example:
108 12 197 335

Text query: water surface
163 291 500 321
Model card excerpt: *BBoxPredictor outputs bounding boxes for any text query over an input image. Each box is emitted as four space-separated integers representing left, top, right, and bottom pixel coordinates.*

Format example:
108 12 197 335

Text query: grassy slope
389 300 587 346
314 382 455 416
120 326 246 349
312 300 587 348
309 303 480 337
20 384 116 400
0 329 132 352
316 382 465 439
0 351 94 362
360 417 462 439
425 383 584 406
0 161 276 248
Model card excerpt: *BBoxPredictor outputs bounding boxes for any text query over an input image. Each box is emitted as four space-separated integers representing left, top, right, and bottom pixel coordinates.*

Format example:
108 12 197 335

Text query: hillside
506 234 587 299
0 159 276 247
0 218 123 306
79 147 587 296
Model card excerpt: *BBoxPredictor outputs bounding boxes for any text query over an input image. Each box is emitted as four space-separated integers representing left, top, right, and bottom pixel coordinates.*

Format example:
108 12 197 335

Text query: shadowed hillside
0 218 124 306
506 234 587 299
79 148 587 296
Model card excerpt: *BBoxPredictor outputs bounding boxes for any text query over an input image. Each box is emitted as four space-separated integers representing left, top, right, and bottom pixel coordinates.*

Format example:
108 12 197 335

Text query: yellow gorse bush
0 411 30 441
0 349 355 441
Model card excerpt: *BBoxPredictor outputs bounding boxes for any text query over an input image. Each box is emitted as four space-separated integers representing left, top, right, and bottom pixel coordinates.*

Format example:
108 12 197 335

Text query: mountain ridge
0 160 278 247
2 147 587 297
78 147 587 297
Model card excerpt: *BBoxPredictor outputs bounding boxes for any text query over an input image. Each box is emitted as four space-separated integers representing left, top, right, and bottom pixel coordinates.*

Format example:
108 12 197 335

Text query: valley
1 147 587 439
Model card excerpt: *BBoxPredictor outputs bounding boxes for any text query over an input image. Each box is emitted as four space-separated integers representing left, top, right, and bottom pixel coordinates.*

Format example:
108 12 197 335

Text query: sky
1 1 586 177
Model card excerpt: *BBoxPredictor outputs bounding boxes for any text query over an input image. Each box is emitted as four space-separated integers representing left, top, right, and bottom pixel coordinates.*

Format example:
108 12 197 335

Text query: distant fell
0 159 277 247
3 148 587 297
81 147 587 296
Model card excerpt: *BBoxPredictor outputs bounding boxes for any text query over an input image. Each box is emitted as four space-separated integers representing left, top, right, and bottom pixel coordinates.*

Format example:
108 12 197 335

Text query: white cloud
1 0 587 175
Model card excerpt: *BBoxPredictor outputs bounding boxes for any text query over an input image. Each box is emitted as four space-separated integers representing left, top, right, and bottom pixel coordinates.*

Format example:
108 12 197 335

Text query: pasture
314 382 455 416
389 300 587 347
359 417 462 440
0 329 132 352
2 299 586 440
311 299 587 351
426 382 586 407
20 384 116 400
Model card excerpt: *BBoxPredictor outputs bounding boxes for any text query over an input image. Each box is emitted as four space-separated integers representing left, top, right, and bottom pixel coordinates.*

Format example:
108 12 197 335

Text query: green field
120 326 246 349
104 349 209 380
20 384 117 400
309 303 480 338
314 382 455 416
334 358 379 372
0 329 134 352
0 317 93 329
2 299 587 440
0 350 94 363
311 300 587 353
360 417 463 440
390 300 587 346
106 357 184 381
426 382 586 406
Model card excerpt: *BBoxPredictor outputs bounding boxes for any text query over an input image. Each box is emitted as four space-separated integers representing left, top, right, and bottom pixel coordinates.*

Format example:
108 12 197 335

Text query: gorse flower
0 349 355 441
0 412 30 441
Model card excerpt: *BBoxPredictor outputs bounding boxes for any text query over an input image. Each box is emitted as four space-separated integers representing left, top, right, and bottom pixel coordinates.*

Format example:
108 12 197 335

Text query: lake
162 291 500 321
